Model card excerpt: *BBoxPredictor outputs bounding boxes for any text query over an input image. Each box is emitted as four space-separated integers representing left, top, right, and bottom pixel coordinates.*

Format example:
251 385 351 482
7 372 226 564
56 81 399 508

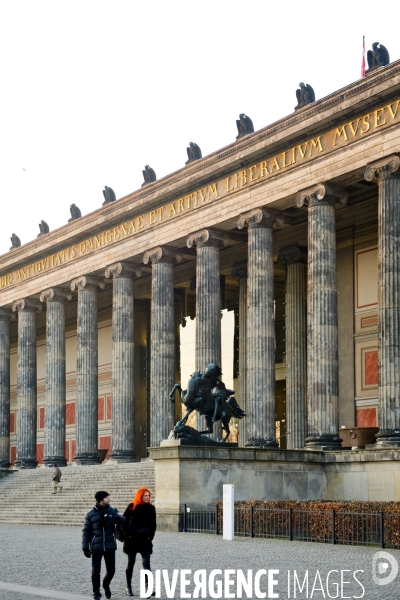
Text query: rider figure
200 363 220 392
211 380 236 423
201 363 223 423
211 380 226 423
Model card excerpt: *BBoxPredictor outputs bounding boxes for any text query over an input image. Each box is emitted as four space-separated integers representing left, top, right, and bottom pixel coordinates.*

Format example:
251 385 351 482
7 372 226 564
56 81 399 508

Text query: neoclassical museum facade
1 60 400 487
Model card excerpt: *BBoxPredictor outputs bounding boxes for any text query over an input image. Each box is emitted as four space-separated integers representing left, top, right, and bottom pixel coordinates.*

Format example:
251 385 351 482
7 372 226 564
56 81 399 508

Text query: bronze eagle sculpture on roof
142 165 157 184
367 42 390 69
295 82 315 110
236 113 254 138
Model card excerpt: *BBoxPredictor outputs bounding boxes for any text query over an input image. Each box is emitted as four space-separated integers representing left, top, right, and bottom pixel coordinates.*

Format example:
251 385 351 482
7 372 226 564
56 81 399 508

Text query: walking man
82 491 126 600
52 463 63 494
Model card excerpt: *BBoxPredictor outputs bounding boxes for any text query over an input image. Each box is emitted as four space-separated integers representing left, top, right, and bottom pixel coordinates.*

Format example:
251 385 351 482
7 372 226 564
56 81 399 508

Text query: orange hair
130 487 151 510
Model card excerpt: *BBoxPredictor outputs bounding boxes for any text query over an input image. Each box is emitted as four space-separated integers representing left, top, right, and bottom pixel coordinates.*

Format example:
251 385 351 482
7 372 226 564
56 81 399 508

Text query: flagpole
361 35 366 78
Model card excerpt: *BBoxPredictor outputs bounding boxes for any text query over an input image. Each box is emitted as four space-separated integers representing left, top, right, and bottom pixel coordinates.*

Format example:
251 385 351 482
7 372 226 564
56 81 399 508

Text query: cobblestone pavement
0 524 399 599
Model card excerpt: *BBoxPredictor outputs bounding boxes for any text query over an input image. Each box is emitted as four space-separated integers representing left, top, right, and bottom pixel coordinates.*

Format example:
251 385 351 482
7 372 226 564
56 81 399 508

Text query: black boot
126 585 134 596
144 573 155 598
103 578 111 599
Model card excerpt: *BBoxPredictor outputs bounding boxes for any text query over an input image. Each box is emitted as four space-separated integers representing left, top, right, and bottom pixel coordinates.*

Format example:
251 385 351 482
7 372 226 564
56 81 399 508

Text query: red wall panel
66 402 76 425
365 350 378 386
356 407 377 427
36 443 44 464
99 435 111 459
98 397 105 421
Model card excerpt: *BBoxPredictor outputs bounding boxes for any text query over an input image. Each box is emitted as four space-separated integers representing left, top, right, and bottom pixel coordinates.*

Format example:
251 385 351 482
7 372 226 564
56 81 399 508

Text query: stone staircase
0 461 155 526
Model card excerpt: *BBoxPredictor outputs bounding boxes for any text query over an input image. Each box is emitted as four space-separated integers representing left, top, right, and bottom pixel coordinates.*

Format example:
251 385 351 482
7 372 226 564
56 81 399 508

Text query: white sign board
223 484 234 540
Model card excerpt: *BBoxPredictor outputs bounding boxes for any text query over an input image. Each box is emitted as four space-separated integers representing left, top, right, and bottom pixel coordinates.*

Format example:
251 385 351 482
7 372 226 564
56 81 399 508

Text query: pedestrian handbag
115 522 126 542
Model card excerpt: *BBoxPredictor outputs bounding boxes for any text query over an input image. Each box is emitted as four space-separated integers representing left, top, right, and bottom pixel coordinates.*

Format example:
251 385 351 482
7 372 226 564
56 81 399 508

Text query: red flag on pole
361 36 366 78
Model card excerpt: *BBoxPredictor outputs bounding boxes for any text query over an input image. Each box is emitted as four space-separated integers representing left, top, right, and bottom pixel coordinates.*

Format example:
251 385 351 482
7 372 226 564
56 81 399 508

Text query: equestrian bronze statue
169 363 246 442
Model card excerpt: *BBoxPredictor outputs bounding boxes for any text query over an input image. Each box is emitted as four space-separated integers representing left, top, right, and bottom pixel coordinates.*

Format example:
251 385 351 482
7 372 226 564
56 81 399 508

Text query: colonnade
0 155 399 467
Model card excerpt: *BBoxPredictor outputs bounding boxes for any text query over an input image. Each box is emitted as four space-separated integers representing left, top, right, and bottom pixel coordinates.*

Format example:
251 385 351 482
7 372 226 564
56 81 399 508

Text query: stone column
0 309 12 467
296 183 347 450
278 245 308 449
105 262 142 461
40 287 72 466
70 275 105 464
238 209 282 447
144 247 182 446
12 299 42 468
365 155 400 447
187 229 229 437
231 262 247 448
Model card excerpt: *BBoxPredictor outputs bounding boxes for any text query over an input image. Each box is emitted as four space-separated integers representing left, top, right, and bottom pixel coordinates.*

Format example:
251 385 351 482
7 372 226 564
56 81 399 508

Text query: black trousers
91 550 115 596
126 552 151 586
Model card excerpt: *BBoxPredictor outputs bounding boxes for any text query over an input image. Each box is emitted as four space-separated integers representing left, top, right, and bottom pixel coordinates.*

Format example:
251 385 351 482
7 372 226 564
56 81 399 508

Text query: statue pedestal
149 445 400 532
365 65 385 77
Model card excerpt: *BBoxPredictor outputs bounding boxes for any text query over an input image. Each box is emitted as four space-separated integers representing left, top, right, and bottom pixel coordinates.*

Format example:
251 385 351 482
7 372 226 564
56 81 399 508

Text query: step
1 462 156 526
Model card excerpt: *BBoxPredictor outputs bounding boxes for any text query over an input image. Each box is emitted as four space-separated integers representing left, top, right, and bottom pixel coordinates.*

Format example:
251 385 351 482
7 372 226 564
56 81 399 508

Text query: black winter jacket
82 504 125 553
122 503 157 556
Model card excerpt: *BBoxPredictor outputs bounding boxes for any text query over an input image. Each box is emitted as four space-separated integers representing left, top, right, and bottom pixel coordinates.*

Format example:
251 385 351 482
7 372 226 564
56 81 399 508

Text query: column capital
40 287 72 303
237 208 284 230
278 244 308 265
0 307 14 321
296 183 348 208
364 154 400 182
231 260 248 280
187 229 230 249
105 261 142 279
12 298 43 313
143 246 182 265
70 275 105 292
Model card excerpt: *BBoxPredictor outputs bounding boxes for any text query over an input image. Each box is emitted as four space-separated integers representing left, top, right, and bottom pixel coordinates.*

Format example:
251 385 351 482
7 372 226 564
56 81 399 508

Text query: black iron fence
182 505 219 534
181 504 400 549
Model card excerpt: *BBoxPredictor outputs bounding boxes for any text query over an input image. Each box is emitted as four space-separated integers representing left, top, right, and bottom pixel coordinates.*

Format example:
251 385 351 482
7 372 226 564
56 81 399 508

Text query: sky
0 0 399 257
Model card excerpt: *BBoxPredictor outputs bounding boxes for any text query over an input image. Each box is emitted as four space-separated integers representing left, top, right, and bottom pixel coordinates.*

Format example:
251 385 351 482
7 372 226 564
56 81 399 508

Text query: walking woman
123 487 156 597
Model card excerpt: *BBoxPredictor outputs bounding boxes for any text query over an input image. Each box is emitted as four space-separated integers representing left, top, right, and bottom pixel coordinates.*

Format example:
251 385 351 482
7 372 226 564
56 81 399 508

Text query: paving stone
0 524 399 599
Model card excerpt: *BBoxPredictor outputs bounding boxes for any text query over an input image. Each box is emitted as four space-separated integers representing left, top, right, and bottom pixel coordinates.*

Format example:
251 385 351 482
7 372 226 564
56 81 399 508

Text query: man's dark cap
53 463 57 467
95 491 110 503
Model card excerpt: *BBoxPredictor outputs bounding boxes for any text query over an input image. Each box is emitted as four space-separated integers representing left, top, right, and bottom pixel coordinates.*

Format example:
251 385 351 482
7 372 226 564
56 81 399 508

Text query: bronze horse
169 363 245 442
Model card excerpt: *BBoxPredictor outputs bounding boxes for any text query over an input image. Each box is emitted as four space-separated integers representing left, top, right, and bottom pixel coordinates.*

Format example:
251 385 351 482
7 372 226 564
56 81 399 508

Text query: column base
245 438 279 448
366 429 400 449
14 459 38 469
108 450 137 463
73 452 101 465
43 456 68 467
305 434 342 451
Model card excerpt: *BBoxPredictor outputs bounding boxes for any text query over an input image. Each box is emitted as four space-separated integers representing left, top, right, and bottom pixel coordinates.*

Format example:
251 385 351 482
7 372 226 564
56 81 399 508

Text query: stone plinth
149 445 400 531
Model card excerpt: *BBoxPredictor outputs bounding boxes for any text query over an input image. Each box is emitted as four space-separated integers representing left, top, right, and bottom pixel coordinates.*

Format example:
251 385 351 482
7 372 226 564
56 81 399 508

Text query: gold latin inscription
1 97 399 291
